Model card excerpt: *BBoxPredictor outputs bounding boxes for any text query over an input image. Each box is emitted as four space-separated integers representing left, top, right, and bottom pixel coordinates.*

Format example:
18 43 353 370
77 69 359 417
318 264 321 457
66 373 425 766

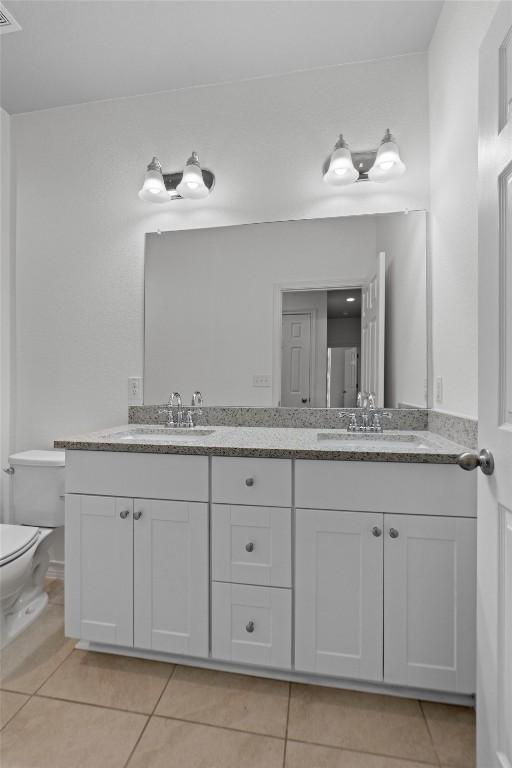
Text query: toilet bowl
0 450 65 649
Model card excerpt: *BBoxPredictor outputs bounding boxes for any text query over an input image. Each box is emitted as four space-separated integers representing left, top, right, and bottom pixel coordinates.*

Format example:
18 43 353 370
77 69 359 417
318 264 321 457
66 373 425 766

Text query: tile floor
0 579 476 768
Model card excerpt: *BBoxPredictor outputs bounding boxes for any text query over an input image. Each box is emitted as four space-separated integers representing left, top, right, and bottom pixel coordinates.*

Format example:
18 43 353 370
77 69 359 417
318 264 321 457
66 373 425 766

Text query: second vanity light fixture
323 129 406 186
138 152 215 203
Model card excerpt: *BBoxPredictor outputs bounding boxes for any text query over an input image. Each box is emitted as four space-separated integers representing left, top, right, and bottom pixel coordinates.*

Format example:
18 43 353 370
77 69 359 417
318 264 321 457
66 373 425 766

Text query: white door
133 499 209 657
281 313 311 406
361 251 385 406
344 346 358 406
384 514 476 694
65 494 133 646
478 4 512 766
295 508 383 681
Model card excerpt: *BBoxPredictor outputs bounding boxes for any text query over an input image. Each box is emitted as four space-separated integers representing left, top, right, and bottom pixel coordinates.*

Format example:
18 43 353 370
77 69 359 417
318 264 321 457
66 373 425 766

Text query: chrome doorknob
245 478 254 487
246 621 255 633
389 528 399 539
372 526 382 537
457 449 494 476
245 542 255 552
119 510 130 519
133 510 143 520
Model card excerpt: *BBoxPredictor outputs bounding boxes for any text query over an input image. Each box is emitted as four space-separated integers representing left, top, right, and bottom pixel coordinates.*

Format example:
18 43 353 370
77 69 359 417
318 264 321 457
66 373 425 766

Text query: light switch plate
253 375 272 388
128 376 143 406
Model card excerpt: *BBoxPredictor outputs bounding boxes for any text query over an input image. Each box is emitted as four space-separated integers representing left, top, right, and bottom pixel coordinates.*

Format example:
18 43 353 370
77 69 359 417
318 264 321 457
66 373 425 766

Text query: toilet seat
0 524 40 567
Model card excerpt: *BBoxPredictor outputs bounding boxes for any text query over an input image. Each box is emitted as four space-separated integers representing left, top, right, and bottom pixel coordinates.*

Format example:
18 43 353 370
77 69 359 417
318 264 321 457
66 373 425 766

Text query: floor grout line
282 682 291 768
0 691 33 732
122 663 189 768
419 699 443 767
285 736 441 766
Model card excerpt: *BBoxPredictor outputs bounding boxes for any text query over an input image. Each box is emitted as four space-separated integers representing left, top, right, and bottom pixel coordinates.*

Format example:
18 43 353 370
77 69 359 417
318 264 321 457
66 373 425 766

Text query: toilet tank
9 450 66 527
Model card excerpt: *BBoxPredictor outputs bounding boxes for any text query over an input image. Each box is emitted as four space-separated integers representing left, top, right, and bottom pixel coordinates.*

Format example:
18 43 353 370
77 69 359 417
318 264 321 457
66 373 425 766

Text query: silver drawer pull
389 528 399 539
245 542 255 552
245 477 254 487
372 526 382 537
246 621 255 633
133 510 143 520
119 510 130 519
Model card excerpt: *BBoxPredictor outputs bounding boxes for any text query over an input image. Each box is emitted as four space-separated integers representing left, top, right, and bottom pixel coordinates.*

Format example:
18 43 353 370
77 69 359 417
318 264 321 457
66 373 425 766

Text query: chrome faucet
158 392 183 427
185 391 204 428
345 391 391 433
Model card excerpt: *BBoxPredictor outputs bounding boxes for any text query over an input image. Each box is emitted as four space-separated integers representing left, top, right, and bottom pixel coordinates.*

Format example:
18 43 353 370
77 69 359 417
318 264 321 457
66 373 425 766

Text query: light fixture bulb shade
176 152 210 199
138 159 170 203
323 144 359 186
368 137 406 182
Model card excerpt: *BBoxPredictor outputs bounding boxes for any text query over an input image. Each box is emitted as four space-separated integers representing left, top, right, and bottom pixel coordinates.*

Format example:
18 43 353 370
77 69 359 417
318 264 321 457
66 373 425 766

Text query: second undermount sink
101 427 215 443
317 432 428 449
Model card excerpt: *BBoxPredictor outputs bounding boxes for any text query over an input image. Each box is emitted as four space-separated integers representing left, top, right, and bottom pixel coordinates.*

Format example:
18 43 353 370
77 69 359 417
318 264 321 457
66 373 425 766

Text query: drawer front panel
212 582 292 669
295 460 476 517
66 450 208 501
212 504 291 587
212 457 292 507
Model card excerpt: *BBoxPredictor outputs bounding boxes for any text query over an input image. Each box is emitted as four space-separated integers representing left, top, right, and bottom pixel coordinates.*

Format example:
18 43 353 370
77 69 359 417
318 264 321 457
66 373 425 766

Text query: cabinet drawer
66 450 208 501
295 460 476 517
212 582 291 669
212 505 291 587
212 457 291 507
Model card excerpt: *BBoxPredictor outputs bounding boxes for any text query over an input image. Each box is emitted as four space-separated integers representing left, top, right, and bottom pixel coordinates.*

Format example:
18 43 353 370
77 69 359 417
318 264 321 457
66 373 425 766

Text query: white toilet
0 449 65 649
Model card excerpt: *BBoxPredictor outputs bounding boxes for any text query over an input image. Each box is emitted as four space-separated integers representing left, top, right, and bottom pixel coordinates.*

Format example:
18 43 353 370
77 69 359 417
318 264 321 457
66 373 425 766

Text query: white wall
377 210 427 408
11 52 429 451
428 1 497 418
0 107 14 519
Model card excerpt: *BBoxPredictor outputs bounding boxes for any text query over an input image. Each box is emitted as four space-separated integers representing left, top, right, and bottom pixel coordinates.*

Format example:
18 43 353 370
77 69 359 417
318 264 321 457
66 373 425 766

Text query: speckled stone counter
55 425 469 464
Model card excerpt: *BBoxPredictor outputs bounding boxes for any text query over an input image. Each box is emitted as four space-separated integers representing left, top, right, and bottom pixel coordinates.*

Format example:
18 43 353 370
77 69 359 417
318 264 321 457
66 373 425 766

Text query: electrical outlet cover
128 377 143 406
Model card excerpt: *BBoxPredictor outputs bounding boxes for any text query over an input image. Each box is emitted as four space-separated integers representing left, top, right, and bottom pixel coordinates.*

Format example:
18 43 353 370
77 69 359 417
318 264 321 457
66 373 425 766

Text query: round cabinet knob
119 510 130 519
245 621 255 634
389 528 399 539
133 510 143 521
372 526 382 537
245 478 254 487
245 542 255 552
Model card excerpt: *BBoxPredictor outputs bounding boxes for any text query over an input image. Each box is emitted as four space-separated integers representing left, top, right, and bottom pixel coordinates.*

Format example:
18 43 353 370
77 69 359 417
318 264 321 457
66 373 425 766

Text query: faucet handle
191 391 203 414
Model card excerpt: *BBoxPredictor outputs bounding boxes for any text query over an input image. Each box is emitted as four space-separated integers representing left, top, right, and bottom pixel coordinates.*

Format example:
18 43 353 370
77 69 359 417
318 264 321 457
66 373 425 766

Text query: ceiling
327 289 362 319
0 0 443 115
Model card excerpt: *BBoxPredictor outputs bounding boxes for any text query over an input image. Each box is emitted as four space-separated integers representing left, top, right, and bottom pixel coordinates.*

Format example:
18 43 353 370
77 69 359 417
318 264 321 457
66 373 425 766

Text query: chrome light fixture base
322 149 377 182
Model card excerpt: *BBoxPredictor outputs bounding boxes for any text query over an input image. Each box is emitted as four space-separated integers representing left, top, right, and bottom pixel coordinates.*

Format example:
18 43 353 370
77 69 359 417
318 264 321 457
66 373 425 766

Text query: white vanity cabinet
65 451 209 657
294 461 477 694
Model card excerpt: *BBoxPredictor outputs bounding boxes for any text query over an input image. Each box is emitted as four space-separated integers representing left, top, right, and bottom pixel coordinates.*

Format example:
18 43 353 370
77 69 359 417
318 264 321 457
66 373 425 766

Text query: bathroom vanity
57 424 477 703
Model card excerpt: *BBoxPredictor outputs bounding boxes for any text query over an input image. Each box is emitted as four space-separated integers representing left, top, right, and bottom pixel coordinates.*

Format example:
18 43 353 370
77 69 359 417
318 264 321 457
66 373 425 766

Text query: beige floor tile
0 690 29 729
0 604 75 693
288 685 438 764
0 696 147 768
39 649 173 713
422 702 475 768
155 665 289 737
45 577 64 605
127 715 284 768
285 741 437 767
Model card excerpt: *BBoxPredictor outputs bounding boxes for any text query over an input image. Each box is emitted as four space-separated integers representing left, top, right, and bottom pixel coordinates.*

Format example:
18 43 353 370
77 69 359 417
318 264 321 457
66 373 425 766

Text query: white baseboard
47 560 64 580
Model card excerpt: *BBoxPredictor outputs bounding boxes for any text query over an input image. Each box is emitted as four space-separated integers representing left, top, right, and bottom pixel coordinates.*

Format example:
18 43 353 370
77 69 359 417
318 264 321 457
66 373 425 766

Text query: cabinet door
384 514 476 693
133 499 209 657
295 509 384 681
65 494 133 646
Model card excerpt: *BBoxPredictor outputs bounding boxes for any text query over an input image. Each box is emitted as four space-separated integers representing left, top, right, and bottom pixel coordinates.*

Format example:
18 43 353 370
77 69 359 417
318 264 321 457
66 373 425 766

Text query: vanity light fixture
138 152 215 203
322 128 406 186
346 297 356 302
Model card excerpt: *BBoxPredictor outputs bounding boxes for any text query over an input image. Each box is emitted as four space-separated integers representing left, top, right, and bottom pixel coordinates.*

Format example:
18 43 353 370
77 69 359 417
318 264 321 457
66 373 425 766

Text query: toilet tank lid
9 450 65 467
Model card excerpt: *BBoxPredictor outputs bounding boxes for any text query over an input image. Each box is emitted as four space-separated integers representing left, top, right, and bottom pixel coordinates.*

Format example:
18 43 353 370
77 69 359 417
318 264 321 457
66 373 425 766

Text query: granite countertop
54 425 469 464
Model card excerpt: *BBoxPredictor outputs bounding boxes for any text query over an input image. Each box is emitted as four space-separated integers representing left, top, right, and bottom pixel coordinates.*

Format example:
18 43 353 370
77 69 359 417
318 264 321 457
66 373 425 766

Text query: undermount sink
101 427 215 443
317 432 428 448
